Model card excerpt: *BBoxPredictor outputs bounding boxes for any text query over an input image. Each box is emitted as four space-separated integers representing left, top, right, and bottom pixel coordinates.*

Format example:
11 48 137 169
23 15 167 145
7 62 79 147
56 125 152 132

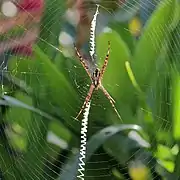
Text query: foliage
0 0 180 179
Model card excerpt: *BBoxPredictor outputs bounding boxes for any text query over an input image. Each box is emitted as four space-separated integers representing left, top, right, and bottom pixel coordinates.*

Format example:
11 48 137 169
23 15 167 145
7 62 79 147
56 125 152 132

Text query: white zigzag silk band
77 101 91 180
77 4 99 179
89 4 99 60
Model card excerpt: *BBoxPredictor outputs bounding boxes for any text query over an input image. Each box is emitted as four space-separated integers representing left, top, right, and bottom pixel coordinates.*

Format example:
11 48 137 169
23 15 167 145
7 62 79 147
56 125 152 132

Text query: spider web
72 1 175 179
0 0 178 179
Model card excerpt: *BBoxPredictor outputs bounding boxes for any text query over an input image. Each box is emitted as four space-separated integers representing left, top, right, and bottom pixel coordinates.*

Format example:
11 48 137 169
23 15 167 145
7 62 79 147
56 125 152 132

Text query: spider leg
100 41 110 80
76 84 95 119
100 85 122 121
74 43 92 79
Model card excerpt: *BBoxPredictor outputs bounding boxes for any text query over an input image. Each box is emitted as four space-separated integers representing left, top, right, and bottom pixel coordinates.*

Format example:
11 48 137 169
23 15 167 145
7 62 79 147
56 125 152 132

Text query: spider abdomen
92 68 101 88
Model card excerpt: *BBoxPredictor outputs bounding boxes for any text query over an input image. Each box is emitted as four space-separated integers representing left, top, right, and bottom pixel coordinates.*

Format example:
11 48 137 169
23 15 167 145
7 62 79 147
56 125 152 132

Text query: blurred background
0 0 180 179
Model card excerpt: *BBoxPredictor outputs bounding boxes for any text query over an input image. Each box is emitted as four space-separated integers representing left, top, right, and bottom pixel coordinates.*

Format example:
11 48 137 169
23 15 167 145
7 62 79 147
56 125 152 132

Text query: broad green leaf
2 95 55 121
103 134 144 164
2 94 72 179
8 46 79 125
132 0 178 88
39 0 66 58
17 112 49 179
170 24 180 141
3 73 32 94
159 160 174 173
0 93 50 180
172 69 180 140
170 0 180 28
146 42 171 128
5 93 32 152
9 94 54 180
103 132 156 175
59 124 142 180
1 94 77 140
155 144 174 161
96 30 135 123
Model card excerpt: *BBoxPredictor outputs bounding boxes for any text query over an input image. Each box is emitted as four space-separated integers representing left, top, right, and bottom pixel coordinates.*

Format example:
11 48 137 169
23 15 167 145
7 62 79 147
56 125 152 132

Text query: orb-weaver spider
74 41 122 121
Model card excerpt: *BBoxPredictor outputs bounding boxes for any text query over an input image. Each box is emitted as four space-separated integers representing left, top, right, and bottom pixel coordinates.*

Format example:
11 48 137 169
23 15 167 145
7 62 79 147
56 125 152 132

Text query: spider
74 41 122 121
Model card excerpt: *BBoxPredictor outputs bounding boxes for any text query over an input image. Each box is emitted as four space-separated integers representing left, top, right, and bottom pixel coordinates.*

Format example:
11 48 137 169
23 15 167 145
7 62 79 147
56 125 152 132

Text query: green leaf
3 73 33 94
103 134 143 165
17 111 49 180
155 144 174 162
170 23 180 142
1 95 55 121
9 46 79 123
38 0 66 58
172 69 180 140
170 0 180 28
59 124 142 180
131 0 178 88
0 93 50 180
146 43 172 131
4 93 33 137
96 30 134 123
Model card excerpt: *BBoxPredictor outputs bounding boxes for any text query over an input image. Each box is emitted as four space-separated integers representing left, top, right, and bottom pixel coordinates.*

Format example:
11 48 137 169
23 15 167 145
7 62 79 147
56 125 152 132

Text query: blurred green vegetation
0 0 180 179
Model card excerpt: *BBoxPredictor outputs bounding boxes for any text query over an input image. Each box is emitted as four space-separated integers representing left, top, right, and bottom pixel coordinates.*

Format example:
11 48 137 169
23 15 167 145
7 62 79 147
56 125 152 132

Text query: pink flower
14 0 44 55
0 0 44 56
11 44 33 56
17 0 44 12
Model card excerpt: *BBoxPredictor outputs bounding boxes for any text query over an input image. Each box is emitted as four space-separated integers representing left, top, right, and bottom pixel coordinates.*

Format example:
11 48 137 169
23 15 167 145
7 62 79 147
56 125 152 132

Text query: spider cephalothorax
74 41 121 120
